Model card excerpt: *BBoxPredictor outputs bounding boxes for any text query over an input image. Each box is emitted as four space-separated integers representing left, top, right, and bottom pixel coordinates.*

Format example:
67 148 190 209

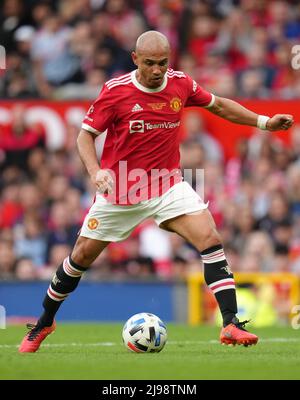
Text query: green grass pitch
1 323 300 380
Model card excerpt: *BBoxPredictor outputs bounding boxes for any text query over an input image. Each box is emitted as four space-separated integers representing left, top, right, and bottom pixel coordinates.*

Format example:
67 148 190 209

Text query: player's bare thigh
71 235 110 268
160 209 222 252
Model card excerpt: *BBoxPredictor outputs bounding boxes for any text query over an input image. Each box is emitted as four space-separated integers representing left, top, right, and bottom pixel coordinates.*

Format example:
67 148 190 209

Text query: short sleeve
185 75 215 108
81 85 115 135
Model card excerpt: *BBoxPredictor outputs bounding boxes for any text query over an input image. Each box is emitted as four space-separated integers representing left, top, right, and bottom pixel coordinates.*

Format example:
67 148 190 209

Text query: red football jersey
82 68 214 204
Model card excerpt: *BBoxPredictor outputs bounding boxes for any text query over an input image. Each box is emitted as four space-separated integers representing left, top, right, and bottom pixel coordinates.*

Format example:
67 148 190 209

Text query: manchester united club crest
170 97 182 112
87 218 99 230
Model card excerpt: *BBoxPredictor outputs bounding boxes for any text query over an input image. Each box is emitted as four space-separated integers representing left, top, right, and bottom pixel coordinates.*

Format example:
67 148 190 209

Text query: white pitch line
0 342 117 349
1 338 300 349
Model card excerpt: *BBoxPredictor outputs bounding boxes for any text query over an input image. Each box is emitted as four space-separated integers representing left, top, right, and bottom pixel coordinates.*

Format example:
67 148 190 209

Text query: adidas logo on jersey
131 103 143 112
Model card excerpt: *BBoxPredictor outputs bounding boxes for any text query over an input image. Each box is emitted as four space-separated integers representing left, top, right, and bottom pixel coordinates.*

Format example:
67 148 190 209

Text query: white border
131 70 168 93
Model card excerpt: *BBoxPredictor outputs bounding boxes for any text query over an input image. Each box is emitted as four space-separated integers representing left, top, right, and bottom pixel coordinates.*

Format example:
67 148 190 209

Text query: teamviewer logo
0 45 6 70
129 120 144 133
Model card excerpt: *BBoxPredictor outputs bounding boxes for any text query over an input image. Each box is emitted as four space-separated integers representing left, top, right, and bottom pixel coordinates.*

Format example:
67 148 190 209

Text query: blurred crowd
1 0 300 100
1 0 300 286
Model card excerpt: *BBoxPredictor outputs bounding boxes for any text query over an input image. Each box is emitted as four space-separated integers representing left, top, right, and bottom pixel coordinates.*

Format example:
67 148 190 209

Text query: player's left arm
207 95 294 131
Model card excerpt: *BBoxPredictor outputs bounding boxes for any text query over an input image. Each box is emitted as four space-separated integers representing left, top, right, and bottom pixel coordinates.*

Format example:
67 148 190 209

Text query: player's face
132 50 169 88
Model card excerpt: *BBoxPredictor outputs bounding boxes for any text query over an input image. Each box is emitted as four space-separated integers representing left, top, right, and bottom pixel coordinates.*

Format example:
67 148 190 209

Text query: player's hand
266 114 294 131
92 169 114 194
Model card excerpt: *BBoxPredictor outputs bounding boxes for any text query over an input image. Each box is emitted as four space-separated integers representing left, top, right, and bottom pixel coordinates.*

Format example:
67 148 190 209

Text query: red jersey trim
203 94 215 108
106 76 132 90
106 73 131 86
167 69 186 78
82 123 103 135
131 70 168 93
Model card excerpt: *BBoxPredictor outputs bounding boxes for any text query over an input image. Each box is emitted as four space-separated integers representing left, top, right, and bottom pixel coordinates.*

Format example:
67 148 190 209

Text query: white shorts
80 181 208 242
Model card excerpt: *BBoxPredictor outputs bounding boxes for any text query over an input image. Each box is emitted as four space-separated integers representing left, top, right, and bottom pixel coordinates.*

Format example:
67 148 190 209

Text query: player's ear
131 51 138 66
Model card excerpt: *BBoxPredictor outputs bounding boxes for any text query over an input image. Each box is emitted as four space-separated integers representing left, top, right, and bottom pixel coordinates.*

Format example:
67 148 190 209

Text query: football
122 312 167 353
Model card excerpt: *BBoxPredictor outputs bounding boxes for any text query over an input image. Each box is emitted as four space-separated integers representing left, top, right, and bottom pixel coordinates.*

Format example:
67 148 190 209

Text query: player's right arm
77 85 115 193
77 129 114 193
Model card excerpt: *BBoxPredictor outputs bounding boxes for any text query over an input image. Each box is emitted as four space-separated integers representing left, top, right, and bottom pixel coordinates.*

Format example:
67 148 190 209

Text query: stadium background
1 0 300 327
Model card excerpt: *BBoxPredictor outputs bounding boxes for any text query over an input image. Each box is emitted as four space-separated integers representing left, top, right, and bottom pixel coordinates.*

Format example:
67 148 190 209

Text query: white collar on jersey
131 70 168 93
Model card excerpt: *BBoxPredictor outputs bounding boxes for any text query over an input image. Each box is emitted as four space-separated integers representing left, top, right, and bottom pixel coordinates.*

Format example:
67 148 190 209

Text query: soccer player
19 31 294 352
